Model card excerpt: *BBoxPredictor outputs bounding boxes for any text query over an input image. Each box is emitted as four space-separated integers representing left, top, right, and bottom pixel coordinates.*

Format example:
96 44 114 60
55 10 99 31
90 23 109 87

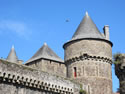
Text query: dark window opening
74 67 77 77
50 60 51 64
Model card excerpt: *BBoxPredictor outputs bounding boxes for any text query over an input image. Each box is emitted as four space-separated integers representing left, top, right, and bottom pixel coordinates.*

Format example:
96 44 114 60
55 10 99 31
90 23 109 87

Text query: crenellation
0 59 79 94
64 12 113 94
0 12 115 94
66 53 112 65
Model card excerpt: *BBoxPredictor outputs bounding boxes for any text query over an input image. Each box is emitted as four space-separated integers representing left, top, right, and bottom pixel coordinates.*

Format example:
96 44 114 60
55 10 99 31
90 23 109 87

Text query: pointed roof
26 43 64 64
6 46 18 63
63 12 113 48
72 12 104 40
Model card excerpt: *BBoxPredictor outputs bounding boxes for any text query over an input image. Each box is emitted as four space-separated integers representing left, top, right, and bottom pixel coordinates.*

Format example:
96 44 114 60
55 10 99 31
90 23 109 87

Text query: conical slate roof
72 12 104 40
26 43 64 64
6 46 18 63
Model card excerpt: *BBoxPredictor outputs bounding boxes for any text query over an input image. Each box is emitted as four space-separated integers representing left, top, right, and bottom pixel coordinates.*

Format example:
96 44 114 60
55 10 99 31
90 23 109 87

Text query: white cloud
0 20 31 39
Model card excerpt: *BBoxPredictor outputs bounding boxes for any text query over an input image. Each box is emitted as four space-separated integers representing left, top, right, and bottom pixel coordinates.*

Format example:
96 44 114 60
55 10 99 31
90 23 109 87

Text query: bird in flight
66 19 69 22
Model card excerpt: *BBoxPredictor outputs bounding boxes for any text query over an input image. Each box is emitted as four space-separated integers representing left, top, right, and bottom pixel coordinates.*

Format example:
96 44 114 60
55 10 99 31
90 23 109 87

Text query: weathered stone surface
26 59 66 78
64 40 112 60
64 39 112 94
0 12 114 94
0 59 80 94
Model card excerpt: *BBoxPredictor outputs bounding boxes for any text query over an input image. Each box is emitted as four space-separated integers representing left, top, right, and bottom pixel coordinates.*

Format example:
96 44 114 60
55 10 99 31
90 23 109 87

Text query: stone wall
64 39 112 94
0 82 59 94
26 59 66 77
64 40 112 60
0 59 80 94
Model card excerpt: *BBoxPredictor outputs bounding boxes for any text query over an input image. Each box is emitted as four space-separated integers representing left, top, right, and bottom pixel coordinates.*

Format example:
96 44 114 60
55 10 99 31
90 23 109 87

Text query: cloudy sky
0 0 125 92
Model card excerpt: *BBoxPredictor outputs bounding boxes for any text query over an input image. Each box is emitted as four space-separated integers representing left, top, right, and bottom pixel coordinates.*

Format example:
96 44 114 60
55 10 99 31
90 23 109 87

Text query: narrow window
88 85 90 94
83 66 84 76
74 67 77 77
50 60 51 64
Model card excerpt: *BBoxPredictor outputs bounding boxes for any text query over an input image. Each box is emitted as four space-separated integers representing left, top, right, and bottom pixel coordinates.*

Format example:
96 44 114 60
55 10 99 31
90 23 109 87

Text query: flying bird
66 19 69 22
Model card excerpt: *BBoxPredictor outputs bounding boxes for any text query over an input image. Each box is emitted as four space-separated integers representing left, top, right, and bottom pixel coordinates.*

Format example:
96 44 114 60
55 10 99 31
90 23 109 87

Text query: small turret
6 45 18 63
25 43 66 77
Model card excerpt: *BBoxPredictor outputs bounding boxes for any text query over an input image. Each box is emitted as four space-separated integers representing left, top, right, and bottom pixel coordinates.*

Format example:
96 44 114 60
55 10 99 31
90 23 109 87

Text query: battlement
0 12 113 94
65 53 112 65
0 59 80 94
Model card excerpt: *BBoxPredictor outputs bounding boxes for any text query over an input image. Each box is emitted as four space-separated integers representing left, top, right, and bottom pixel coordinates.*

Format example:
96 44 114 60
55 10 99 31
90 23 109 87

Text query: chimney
103 25 110 40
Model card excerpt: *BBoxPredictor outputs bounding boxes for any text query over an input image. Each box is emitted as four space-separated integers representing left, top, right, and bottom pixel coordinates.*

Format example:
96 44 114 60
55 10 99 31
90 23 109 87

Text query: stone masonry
0 59 80 94
63 12 113 94
0 12 114 94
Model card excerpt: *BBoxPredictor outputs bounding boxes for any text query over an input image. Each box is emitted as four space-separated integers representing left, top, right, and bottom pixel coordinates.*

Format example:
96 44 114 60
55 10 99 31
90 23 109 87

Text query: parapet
0 59 80 94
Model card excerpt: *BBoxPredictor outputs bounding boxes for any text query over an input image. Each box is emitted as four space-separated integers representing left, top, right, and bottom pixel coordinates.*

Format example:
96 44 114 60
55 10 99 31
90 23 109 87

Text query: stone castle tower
25 43 66 77
0 12 114 94
63 12 113 94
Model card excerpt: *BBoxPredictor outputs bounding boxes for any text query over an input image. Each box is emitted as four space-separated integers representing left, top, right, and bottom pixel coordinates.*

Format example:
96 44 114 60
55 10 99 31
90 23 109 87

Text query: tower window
74 67 77 77
50 60 51 64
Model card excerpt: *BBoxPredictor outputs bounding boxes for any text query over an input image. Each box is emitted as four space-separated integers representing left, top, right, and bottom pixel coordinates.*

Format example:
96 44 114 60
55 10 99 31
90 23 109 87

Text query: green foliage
79 85 87 94
113 53 125 79
79 89 87 94
113 53 124 65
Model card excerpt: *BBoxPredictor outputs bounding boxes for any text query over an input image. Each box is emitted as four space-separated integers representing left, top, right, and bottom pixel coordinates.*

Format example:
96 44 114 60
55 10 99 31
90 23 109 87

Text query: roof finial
44 42 47 46
26 42 64 64
85 11 89 17
12 45 14 49
71 11 104 41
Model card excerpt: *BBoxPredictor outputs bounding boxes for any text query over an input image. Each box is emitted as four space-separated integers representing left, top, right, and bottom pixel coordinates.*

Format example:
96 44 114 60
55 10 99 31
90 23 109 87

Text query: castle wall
26 59 66 77
0 82 57 94
0 59 80 94
64 39 112 94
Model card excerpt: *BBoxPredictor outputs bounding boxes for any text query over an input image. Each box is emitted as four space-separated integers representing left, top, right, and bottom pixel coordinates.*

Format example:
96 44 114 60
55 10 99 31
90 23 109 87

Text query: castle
0 12 114 94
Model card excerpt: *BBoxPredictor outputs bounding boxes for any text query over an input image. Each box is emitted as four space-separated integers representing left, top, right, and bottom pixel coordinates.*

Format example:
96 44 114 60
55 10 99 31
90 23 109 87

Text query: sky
0 0 125 92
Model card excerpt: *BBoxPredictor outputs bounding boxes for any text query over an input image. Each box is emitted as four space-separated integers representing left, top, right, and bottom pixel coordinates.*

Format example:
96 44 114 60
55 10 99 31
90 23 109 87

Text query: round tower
63 12 113 94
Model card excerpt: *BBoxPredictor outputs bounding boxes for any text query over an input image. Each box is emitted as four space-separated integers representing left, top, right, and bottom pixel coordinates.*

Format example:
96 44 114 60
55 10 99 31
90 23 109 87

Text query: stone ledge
65 53 112 64
0 59 80 94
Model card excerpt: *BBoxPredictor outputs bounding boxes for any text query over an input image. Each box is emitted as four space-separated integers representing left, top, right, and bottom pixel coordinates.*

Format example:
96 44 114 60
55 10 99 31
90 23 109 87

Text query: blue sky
0 0 125 92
